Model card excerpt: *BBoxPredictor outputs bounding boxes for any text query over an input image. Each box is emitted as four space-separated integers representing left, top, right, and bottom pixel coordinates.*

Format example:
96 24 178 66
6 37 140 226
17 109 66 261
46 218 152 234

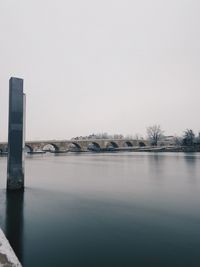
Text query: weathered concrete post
7 77 25 191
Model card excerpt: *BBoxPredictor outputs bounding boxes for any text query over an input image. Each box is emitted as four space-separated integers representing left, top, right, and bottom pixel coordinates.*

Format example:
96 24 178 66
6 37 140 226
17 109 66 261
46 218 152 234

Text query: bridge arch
87 142 101 151
139 141 146 147
42 143 59 152
124 141 133 147
25 145 33 153
2 146 8 153
106 141 118 148
0 145 8 154
68 142 81 152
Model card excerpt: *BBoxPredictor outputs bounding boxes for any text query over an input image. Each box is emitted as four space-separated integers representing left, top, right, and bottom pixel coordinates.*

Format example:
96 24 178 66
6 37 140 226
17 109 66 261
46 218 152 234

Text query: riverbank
124 146 200 152
0 146 200 156
0 228 21 267
104 146 200 153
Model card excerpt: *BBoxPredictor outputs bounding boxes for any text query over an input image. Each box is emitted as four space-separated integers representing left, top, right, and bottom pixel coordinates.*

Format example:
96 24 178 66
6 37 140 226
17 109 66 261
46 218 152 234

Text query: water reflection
1 153 200 267
6 191 24 265
147 153 166 185
183 153 197 185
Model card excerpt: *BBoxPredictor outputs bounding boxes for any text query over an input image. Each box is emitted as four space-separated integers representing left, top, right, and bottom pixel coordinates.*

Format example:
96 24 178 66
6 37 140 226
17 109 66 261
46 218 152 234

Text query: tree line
147 125 200 147
71 125 200 148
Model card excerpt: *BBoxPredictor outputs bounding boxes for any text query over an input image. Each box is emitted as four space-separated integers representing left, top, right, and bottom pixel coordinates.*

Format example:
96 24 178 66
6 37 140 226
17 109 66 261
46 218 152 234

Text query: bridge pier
7 77 25 191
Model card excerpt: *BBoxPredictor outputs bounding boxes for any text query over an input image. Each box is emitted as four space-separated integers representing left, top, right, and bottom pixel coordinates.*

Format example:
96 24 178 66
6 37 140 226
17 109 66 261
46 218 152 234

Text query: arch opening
0 146 8 155
2 147 8 153
139 142 146 147
68 142 81 152
124 141 133 147
88 142 101 152
42 143 59 152
106 141 118 150
24 145 33 153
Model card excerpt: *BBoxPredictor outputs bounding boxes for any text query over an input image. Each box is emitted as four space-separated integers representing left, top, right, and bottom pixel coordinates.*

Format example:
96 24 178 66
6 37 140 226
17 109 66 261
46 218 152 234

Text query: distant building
157 136 176 146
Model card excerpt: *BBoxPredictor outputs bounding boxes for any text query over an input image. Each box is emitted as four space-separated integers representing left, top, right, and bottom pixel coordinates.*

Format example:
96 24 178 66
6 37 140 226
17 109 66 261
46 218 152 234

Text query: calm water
0 152 200 267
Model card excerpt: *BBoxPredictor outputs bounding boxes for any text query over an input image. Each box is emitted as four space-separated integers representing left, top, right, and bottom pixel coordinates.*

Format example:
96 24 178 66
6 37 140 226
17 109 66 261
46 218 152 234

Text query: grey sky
0 0 200 141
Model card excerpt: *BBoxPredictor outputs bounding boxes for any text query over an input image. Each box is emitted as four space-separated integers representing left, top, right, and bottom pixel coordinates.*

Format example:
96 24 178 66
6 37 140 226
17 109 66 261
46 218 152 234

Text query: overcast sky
0 0 200 141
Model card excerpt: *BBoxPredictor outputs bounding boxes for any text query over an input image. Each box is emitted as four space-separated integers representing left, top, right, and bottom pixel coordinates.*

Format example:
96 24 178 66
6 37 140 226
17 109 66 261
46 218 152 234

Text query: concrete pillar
7 77 25 191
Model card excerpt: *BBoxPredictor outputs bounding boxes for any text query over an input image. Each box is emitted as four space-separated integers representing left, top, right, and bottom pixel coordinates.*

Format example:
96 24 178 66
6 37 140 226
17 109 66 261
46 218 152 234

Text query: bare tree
182 129 195 146
196 132 200 144
147 125 164 146
174 135 183 146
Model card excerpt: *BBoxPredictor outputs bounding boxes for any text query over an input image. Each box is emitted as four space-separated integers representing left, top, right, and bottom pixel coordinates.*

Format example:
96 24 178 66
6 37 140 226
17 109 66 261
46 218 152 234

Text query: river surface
0 152 200 267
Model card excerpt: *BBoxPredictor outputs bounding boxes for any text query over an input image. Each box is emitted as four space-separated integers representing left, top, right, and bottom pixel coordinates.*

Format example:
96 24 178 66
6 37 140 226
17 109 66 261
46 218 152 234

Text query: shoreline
0 146 200 156
0 228 21 267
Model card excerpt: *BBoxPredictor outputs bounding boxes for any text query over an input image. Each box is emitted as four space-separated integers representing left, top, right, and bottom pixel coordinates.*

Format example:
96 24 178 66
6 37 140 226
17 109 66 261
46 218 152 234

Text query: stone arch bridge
0 139 148 153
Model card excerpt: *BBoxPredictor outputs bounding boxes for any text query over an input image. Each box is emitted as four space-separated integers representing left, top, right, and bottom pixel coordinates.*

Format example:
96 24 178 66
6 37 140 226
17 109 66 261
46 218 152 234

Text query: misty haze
0 1 200 267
